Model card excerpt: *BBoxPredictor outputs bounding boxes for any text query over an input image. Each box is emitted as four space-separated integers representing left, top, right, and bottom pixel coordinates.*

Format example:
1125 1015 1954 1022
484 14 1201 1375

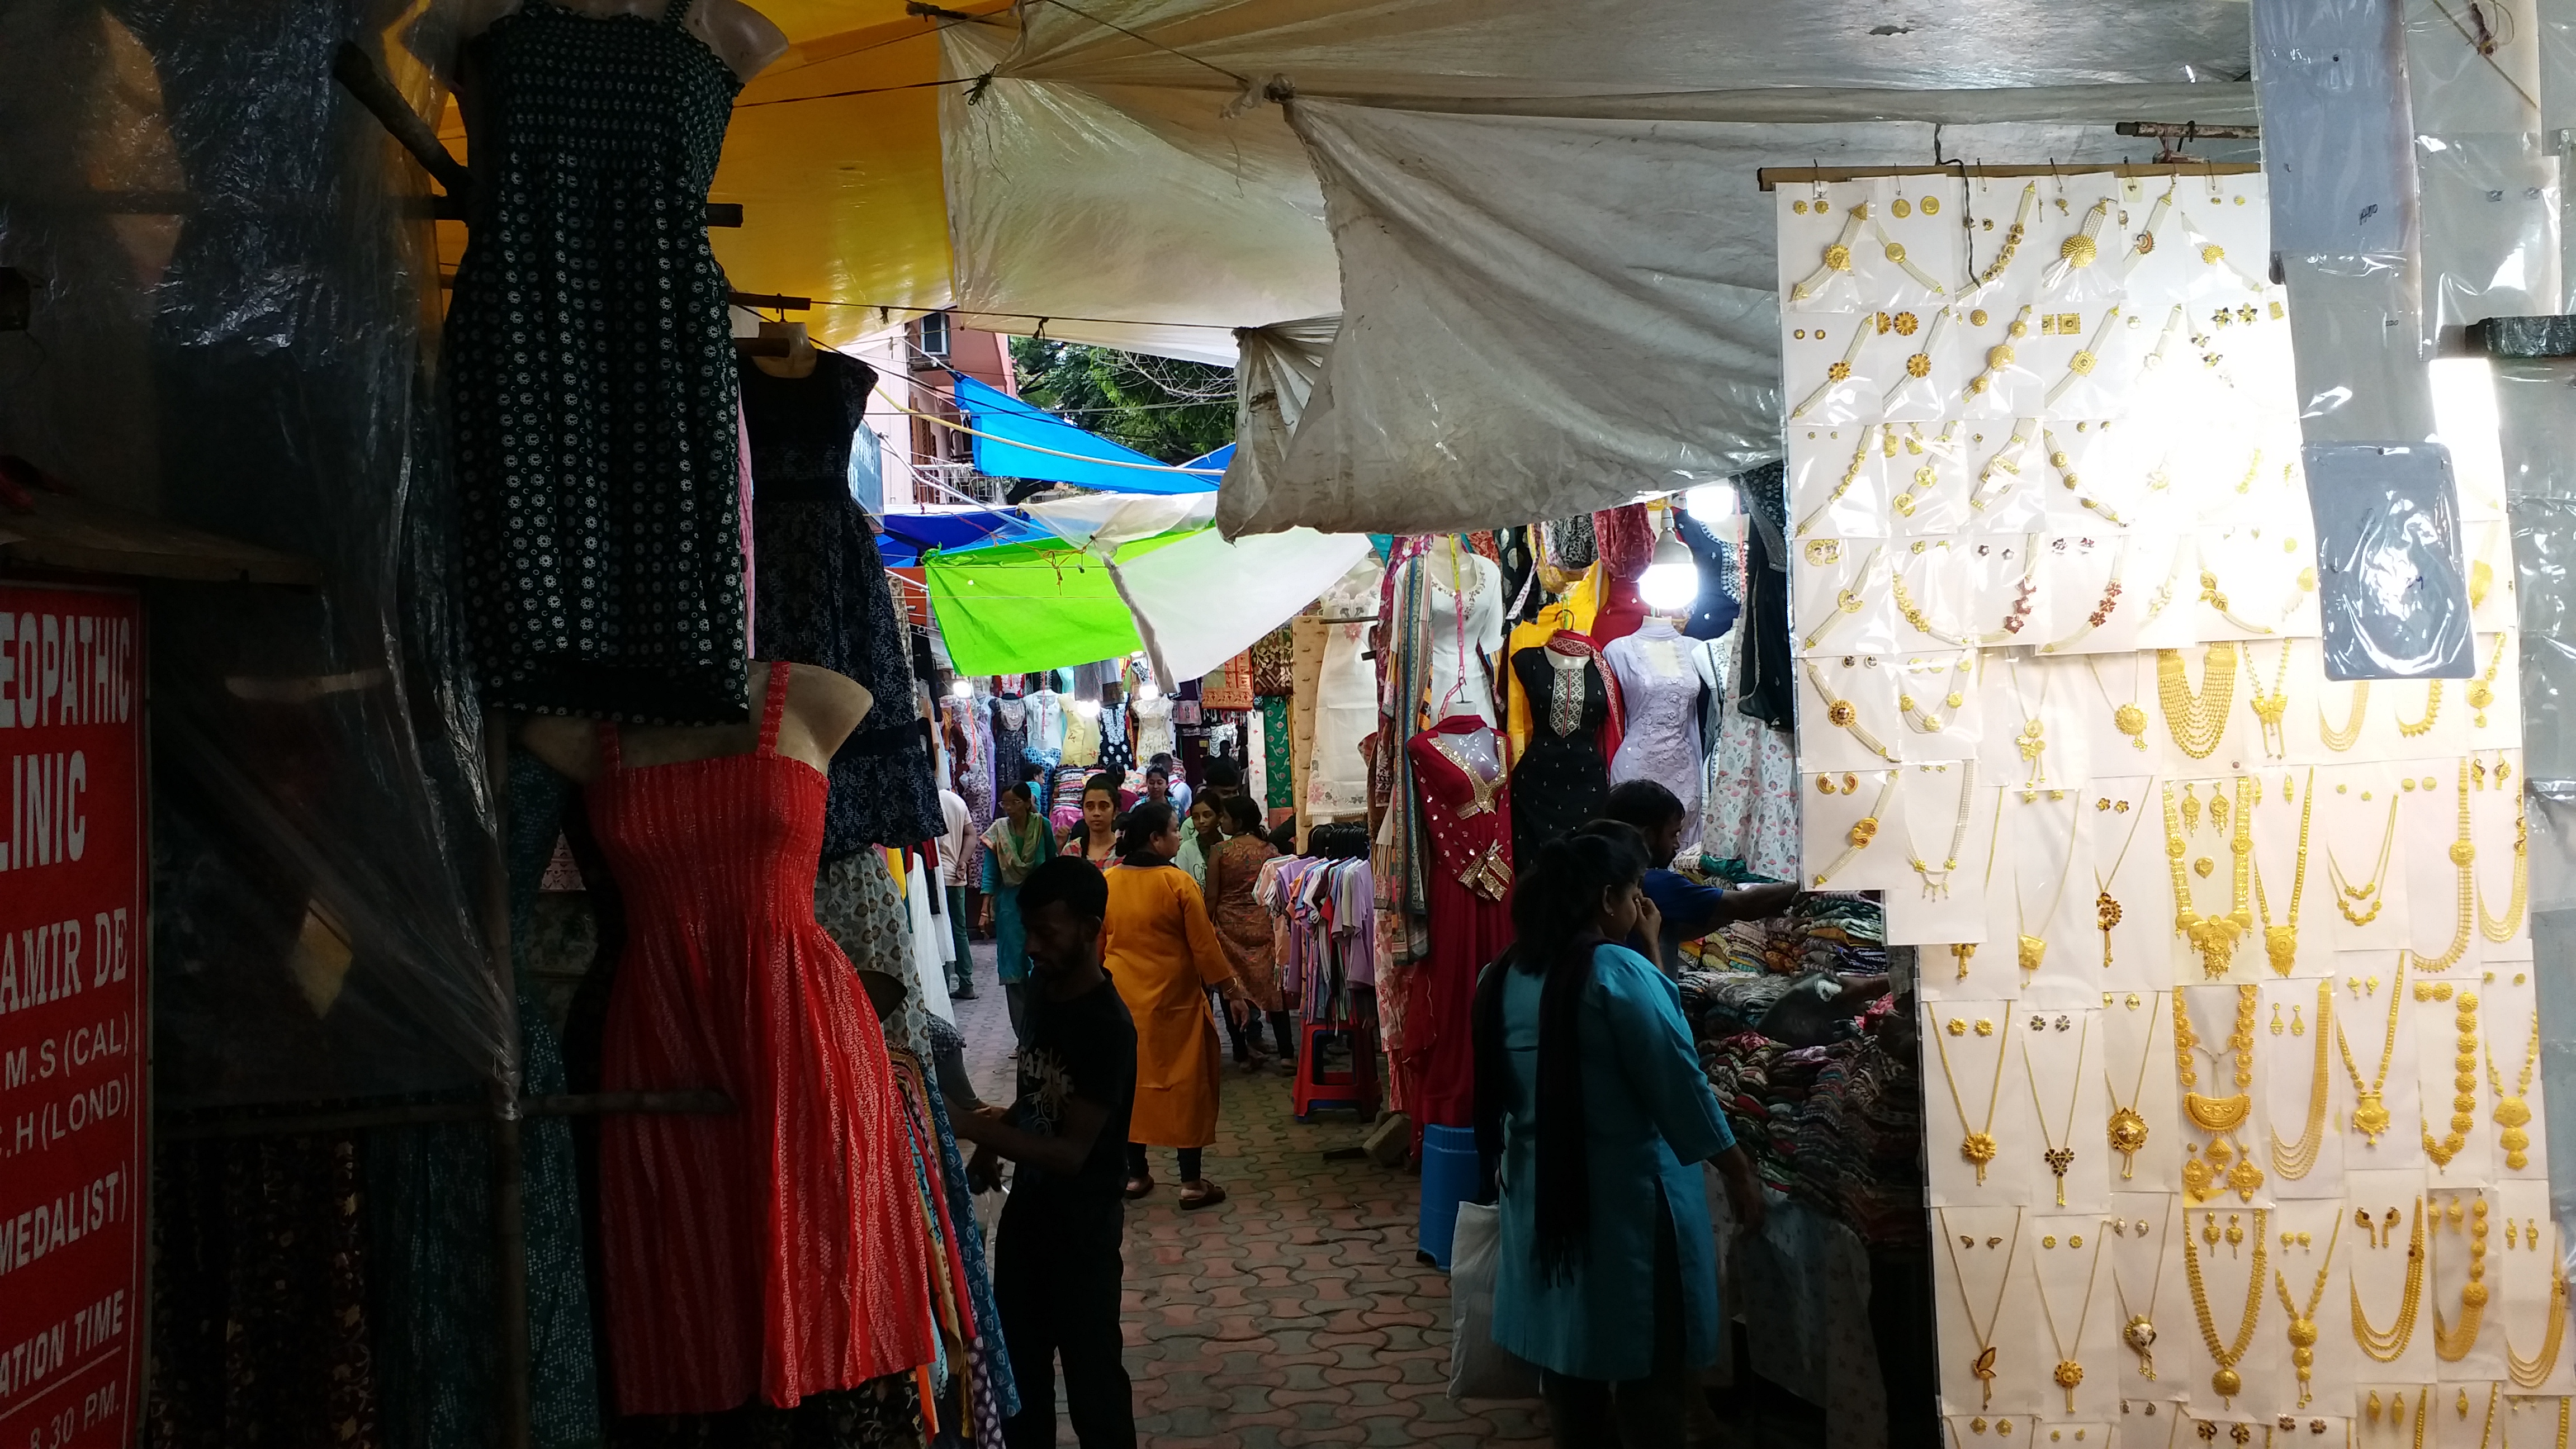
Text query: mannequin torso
456 0 788 81
519 661 870 780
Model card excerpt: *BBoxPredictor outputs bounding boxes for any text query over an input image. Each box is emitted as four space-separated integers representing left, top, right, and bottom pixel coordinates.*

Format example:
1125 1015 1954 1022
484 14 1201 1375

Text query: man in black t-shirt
950 856 1138 1449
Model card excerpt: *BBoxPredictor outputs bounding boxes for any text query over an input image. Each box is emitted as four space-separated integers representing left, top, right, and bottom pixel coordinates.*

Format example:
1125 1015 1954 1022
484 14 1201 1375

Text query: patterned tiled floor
950 944 1550 1447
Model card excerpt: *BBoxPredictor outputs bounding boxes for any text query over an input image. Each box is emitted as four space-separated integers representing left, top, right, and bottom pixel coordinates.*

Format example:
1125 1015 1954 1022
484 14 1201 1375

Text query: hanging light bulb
1074 697 1101 719
1639 528 1698 612
948 678 973 699
1135 681 1159 701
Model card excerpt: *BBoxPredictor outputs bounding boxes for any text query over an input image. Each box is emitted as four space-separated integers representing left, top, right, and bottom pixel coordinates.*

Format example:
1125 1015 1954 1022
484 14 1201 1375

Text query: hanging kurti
1604 619 1707 823
1403 718 1515 1128
1508 643 1621 865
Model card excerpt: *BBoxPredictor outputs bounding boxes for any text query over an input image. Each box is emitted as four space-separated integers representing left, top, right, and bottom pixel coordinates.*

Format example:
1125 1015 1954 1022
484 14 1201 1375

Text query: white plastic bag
1448 1201 1542 1401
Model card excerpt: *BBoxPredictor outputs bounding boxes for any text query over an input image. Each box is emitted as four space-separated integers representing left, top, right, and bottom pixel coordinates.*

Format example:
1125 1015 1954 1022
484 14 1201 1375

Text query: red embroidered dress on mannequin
589 662 936 1413
1403 717 1515 1127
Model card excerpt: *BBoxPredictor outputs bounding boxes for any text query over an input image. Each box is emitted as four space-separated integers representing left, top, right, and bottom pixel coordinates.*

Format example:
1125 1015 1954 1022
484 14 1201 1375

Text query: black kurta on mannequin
1507 646 1614 864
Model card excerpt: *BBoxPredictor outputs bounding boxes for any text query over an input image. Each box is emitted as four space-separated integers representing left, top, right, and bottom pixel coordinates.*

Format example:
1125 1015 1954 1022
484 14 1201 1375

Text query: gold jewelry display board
1778 169 2556 1442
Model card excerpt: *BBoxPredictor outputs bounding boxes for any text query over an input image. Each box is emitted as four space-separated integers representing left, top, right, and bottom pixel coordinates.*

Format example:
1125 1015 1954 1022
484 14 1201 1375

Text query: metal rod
1754 160 2261 192
330 42 474 202
728 290 812 312
155 1091 737 1142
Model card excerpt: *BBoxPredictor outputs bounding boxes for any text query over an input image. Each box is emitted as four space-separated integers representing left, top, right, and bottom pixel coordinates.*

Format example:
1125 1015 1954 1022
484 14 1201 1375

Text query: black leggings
1126 1143 1201 1182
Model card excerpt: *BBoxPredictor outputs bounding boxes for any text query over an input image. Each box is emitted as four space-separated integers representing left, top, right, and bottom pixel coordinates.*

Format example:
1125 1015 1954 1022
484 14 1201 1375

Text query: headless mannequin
518 660 872 782
751 319 818 380
454 0 789 82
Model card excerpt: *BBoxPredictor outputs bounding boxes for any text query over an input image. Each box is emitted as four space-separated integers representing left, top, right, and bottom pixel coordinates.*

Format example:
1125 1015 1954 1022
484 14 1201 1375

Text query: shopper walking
1471 828 1767 1448
1101 801 1249 1208
951 857 1139 1449
1174 795 1223 889
979 782 1057 1046
1062 774 1122 866
1205 794 1295 1070
938 783 978 998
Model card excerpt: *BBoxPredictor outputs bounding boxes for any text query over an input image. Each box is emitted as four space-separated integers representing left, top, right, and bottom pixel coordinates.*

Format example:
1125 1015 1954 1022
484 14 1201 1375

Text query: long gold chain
2243 640 2292 759
2250 766 2313 975
2094 783 2151 968
2351 1196 2426 1361
2422 987 2480 1169
2270 978 2332 1180
2270 1214 2341 1406
2024 1015 2089 1205
2434 1193 2491 1358
2105 993 2160 1180
2469 629 2508 726
2397 679 2445 738
2013 796 2081 975
2479 781 2528 943
2409 758 2476 972
2033 1230 2106 1412
1936 1205 2021 1410
2173 986 2262 1202
2488 1007 2540 1169
2180 1205 2267 1403
2334 955 2405 1144
2507 1224 2568 1389
2326 793 2401 926
2156 644 2238 759
2163 777 2252 978
1929 1001 2013 1183
2318 678 2369 751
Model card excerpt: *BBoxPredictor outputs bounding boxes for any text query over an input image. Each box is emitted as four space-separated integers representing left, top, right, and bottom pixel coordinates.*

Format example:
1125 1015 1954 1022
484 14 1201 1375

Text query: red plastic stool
1291 1021 1379 1123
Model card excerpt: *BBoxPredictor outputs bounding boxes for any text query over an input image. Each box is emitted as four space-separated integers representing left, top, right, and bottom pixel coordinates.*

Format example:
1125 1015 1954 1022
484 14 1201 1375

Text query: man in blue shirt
1598 780 1798 972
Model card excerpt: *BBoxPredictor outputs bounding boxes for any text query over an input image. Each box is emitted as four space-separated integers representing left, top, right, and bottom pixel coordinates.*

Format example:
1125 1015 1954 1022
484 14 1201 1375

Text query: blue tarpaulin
953 374 1221 495
877 508 1053 567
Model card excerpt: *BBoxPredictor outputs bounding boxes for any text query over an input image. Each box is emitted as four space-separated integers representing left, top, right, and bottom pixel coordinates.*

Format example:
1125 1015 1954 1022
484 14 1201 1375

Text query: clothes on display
1605 618 1708 822
989 694 1033 779
1398 541 1507 729
1306 618 1377 820
1256 853 1379 1025
1507 640 1621 865
588 666 935 1414
1402 718 1515 1128
449 0 747 724
1133 693 1177 761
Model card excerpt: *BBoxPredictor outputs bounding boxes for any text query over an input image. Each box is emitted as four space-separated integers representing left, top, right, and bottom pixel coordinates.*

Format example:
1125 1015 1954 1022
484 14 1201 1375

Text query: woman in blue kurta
1474 823 1768 1445
978 782 1057 1046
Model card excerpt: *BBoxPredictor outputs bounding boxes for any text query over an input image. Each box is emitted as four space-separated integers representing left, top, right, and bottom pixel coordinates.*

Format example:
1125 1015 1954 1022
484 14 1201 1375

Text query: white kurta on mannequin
1405 541 1506 727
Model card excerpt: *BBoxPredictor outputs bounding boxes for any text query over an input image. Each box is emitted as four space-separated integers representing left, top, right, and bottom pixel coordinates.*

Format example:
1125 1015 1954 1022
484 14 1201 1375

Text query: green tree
1007 338 1235 465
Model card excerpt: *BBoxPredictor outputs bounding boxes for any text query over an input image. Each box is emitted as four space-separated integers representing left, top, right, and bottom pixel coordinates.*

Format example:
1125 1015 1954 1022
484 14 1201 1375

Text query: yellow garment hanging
1502 561 1602 765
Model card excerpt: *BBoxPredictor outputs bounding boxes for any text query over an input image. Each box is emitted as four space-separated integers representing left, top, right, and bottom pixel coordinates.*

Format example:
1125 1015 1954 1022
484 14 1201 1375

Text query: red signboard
0 587 146 1449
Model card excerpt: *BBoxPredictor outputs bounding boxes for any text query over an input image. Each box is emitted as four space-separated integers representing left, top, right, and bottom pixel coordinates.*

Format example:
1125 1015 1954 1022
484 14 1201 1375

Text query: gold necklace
2507 1225 2568 1389
2336 956 2405 1144
2352 1197 2426 1361
2250 766 2313 975
2092 784 2149 968
2104 996 2160 1180
2269 978 2333 1180
2318 678 2369 751
2243 641 2291 759
2114 1195 2171 1381
2409 758 2476 972
2156 644 2238 759
1801 657 1900 763
1930 1001 2014 1183
1936 1205 2021 1409
1891 547 1967 645
2014 797 2081 974
2421 985 2479 1169
1794 427 1877 538
1808 768 1898 887
2397 679 2444 738
1897 653 1972 733
1798 544 1885 652
2433 1193 2490 1358
2270 1214 2342 1407
2469 630 2508 726
2326 792 2400 927
2024 1015 2089 1205
2173 986 2262 1202
2085 655 2151 754
2180 1205 2267 1403
2478 781 2527 943
2488 1006 2539 1170
1901 763 1977 900
2005 656 2047 787
2163 778 2252 979
2034 1230 2105 1411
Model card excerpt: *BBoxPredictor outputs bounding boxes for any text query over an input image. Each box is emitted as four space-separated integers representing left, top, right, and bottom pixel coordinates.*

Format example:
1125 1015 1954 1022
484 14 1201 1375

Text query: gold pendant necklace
2470 629 2508 726
2478 777 2527 943
2507 1226 2568 1388
2104 995 2160 1179
2180 1205 2267 1403
1795 427 1876 538
1900 762 1977 900
2318 678 2369 751
2005 656 2048 787
1808 768 1898 887
2092 785 2149 968
2421 984 2479 1169
2488 1007 2539 1169
2244 640 2291 759
2326 792 2401 927
2351 1196 2426 1361
2163 778 2252 979
2086 655 2151 754
2012 795 2081 975
1801 657 1900 763
2269 1214 2342 1406
2172 985 2262 1202
2270 978 2333 1180
2034 1229 2105 1411
1936 1206 2021 1410
2336 956 2405 1144
2024 1015 2089 1205
2156 643 2238 759
2114 1195 2172 1381
1930 1001 2014 1183
2397 679 2444 738
2250 766 2312 975
2409 758 2476 972
2433 1193 2490 1358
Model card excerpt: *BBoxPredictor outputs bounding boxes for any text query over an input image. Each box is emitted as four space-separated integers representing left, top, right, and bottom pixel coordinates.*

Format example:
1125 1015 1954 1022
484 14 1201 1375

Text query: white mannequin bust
456 0 789 84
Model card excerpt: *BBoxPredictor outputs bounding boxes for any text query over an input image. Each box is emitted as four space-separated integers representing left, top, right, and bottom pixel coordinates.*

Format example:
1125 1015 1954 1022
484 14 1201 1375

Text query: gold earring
2270 1003 2284 1035
2290 1005 2304 1037
2226 1213 2244 1254
2354 1208 2375 1248
2203 1214 2222 1247
2366 1393 2382 1423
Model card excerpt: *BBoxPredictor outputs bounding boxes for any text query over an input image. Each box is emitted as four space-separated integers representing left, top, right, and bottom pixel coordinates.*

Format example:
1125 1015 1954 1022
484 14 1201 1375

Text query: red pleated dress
590 662 936 1414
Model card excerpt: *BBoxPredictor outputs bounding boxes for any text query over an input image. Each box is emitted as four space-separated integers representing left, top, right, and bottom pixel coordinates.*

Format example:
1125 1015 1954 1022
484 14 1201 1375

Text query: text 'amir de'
0 612 135 883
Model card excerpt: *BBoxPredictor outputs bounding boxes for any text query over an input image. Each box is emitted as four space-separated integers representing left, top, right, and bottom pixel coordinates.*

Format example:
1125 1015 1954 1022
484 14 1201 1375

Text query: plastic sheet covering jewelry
2305 443 2475 681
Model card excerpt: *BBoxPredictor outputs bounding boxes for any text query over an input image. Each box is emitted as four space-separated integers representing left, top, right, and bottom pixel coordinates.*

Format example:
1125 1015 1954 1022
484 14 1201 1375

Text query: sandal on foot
1179 1181 1228 1210
1124 1176 1154 1200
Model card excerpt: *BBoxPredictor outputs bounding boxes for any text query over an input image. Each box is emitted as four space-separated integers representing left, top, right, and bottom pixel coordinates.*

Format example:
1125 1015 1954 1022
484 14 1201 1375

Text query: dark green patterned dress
448 0 747 724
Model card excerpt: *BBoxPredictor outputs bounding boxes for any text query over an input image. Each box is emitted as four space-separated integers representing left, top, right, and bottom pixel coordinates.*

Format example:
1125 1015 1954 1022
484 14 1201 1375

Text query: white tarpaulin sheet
1216 315 1337 534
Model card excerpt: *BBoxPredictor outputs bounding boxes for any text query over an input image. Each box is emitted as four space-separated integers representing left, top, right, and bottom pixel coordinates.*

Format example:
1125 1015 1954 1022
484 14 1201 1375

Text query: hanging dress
1603 621 1707 822
1403 718 1516 1128
1508 646 1618 864
589 664 936 1414
449 0 747 723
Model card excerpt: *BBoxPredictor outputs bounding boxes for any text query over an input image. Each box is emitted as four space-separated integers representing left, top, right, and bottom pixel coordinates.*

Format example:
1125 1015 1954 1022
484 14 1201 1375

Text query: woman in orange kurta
1105 800 1248 1209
